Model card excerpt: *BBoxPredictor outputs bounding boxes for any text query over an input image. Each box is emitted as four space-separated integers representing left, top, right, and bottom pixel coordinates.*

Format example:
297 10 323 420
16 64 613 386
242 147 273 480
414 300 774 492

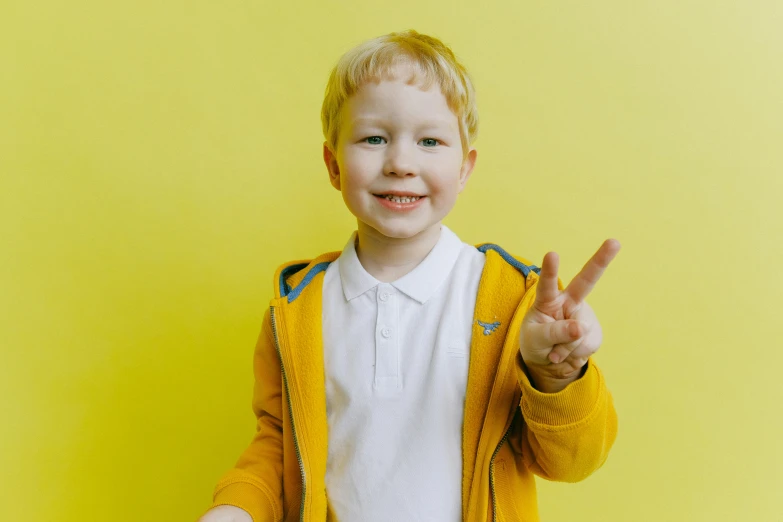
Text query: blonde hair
321 29 479 161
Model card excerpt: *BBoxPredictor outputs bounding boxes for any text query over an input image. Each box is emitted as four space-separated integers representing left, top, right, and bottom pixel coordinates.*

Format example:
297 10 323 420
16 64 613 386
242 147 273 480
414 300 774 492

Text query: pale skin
519 239 622 393
199 65 619 521
322 64 477 284
197 504 251 522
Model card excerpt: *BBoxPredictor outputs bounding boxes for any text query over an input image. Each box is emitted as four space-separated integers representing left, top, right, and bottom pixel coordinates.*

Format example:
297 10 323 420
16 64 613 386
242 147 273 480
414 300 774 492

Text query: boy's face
323 68 477 243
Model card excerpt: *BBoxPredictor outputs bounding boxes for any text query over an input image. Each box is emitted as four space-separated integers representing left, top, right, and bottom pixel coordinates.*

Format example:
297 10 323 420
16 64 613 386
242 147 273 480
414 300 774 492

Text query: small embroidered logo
477 320 501 336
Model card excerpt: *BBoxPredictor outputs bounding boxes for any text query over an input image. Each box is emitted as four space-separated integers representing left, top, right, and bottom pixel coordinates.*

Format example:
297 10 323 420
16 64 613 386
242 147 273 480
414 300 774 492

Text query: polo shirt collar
338 224 464 304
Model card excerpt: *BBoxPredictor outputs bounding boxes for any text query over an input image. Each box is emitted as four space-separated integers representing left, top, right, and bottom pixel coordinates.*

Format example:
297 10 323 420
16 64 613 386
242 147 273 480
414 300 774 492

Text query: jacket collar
338 224 464 304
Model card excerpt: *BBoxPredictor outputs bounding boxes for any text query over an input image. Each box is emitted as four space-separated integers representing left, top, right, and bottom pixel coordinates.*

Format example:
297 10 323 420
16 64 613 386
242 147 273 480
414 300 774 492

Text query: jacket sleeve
209 307 285 521
510 354 618 483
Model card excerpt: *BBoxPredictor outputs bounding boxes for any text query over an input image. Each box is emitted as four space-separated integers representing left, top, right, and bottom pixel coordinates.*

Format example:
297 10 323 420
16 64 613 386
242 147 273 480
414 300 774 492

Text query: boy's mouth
373 193 426 204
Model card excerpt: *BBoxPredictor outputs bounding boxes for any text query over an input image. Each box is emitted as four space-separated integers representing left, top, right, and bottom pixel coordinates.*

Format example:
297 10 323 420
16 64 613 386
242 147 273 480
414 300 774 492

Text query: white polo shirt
322 224 487 522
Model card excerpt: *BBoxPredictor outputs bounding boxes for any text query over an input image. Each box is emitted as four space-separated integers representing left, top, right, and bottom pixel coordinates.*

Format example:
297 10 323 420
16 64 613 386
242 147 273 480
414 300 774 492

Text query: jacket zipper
270 305 306 522
489 424 512 522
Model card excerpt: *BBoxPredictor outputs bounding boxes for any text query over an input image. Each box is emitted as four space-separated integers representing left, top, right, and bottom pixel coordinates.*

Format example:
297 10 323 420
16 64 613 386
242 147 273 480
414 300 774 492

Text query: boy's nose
383 144 419 177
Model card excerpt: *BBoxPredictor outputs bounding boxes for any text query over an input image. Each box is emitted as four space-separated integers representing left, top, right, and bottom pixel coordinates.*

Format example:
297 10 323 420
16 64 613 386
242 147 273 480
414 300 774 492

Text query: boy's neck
354 222 442 283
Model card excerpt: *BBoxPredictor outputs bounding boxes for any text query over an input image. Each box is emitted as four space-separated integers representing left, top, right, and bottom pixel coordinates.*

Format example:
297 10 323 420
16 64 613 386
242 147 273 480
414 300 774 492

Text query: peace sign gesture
519 239 621 393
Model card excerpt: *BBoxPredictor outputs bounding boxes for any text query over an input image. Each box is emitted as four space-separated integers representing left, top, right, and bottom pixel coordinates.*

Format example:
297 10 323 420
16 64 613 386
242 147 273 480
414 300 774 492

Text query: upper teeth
384 195 421 203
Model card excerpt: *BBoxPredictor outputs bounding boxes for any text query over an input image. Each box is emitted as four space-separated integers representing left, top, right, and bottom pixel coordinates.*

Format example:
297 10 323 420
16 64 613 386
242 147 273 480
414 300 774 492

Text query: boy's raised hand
518 239 621 393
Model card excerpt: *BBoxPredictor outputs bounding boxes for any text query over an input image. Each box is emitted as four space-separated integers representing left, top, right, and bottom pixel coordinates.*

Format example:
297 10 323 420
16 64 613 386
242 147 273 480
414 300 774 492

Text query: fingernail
549 353 560 363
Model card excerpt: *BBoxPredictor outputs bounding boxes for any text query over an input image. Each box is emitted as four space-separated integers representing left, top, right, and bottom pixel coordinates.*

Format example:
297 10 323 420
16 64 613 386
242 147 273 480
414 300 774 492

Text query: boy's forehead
344 81 457 129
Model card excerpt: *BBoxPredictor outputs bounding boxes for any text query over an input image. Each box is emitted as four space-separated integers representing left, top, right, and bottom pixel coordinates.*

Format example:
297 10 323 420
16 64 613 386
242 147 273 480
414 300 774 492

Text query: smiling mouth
374 194 426 203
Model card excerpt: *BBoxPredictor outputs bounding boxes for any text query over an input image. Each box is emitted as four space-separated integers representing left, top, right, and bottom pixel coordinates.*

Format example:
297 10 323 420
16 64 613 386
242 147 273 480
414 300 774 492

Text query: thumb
534 319 584 348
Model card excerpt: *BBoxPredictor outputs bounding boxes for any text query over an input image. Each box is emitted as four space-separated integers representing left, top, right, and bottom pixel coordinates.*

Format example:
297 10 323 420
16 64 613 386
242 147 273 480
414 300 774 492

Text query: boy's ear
458 148 478 193
323 142 341 191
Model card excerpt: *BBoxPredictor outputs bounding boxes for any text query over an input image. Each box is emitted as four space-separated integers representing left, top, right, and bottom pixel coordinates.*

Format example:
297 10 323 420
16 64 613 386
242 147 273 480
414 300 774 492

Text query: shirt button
379 292 390 302
381 327 392 338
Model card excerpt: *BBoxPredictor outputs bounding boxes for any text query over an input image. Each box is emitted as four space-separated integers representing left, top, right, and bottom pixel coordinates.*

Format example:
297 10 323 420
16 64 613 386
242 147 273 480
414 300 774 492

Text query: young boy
199 29 621 522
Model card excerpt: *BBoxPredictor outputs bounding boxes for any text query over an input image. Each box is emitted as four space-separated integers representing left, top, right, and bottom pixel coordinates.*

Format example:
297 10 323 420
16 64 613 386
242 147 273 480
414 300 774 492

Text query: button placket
374 284 399 390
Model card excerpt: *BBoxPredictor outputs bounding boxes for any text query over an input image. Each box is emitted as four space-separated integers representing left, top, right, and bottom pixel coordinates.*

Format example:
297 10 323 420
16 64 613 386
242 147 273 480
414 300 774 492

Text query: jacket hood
274 243 543 303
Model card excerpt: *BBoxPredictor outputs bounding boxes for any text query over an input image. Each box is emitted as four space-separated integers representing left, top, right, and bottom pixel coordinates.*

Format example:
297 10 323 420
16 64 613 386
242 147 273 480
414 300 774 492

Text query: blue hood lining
280 244 540 303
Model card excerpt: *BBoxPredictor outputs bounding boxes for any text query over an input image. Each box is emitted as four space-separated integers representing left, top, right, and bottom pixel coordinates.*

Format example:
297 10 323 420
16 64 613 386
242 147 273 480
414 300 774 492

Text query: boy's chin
360 220 441 241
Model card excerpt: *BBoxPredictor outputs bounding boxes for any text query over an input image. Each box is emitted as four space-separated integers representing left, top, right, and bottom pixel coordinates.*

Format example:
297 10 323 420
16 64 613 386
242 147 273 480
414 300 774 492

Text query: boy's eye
363 136 440 146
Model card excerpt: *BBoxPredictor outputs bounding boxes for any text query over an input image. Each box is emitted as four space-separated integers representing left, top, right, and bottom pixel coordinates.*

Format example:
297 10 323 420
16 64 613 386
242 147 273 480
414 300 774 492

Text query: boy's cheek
340 150 365 169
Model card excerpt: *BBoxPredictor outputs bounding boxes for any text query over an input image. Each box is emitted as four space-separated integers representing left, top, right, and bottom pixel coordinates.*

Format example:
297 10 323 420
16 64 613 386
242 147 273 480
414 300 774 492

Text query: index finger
564 239 621 303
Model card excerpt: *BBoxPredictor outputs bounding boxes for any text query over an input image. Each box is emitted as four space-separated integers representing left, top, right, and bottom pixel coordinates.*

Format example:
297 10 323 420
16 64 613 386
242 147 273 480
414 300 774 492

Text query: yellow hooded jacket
210 242 618 522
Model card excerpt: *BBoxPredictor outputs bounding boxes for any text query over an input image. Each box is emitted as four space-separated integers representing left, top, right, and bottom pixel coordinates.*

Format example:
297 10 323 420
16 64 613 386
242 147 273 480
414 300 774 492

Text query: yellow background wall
2 1 781 520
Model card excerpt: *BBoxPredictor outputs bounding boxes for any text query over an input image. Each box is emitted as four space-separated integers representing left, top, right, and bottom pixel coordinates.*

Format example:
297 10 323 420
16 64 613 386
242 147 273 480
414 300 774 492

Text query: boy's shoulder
272 250 341 301
272 243 543 303
475 242 540 279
